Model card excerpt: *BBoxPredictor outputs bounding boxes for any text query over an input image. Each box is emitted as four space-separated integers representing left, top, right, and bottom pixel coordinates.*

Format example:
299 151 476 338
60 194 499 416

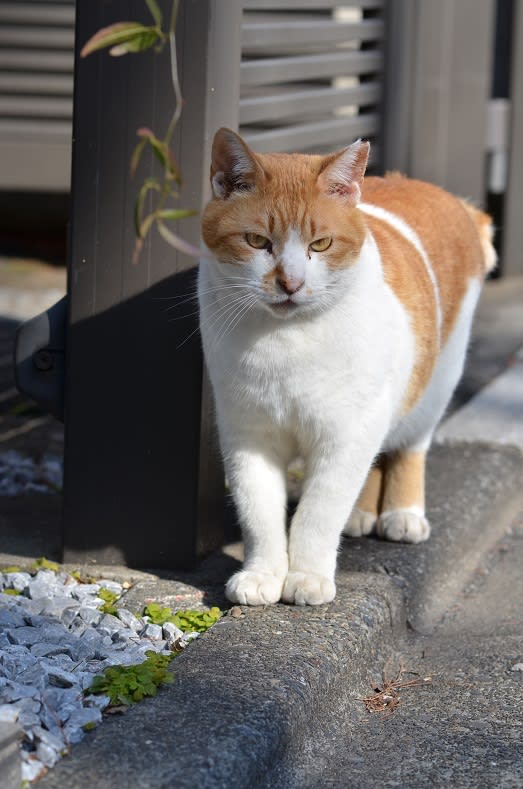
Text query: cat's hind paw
282 572 336 606
225 570 283 606
343 508 377 537
377 508 430 544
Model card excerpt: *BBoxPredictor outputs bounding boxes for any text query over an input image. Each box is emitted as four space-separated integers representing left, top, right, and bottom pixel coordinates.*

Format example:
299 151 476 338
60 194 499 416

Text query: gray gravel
0 566 194 782
0 452 63 496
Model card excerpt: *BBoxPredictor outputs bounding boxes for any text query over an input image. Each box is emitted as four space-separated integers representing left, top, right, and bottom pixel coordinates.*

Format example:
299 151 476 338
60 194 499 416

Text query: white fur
199 219 482 605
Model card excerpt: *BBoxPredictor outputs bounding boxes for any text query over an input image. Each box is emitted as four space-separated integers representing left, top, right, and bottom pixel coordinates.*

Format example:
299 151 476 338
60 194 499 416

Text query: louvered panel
0 26 74 48
0 73 72 95
0 96 72 118
244 0 383 9
0 3 74 24
242 17 384 53
0 0 74 191
242 113 380 153
240 82 380 124
0 49 74 72
241 50 382 86
239 3 383 158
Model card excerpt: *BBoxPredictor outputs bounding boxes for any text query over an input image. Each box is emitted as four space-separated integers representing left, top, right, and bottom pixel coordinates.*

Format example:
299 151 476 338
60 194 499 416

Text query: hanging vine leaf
157 221 202 258
134 177 161 237
156 208 197 221
80 22 162 58
136 127 170 170
130 137 148 178
145 0 163 28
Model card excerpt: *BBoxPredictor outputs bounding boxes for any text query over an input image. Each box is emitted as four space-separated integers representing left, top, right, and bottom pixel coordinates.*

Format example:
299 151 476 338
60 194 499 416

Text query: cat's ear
317 140 370 205
210 128 263 199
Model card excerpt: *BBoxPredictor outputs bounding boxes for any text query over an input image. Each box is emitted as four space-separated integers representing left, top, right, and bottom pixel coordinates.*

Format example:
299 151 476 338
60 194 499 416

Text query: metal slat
0 3 74 25
240 82 380 124
0 26 74 48
242 18 384 51
244 0 383 9
0 140 71 190
0 50 74 71
242 113 379 152
241 49 382 86
0 118 71 141
0 96 72 118
0 73 73 95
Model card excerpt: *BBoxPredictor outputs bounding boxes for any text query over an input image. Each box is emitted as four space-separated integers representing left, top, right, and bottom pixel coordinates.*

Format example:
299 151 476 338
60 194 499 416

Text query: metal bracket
14 297 66 422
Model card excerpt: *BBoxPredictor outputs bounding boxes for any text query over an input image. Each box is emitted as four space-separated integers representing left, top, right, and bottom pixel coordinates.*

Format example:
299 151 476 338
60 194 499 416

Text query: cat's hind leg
343 461 383 537
377 449 430 543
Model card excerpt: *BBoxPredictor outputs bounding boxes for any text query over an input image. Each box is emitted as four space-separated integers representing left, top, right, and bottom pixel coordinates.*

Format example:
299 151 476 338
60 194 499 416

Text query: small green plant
98 588 120 615
172 607 222 633
31 557 60 572
143 603 222 632
143 602 175 626
82 722 97 732
3 588 21 596
89 651 175 705
1 565 21 573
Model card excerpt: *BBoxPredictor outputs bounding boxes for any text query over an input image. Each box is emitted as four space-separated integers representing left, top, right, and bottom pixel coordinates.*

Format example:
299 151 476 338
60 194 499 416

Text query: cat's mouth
270 298 300 313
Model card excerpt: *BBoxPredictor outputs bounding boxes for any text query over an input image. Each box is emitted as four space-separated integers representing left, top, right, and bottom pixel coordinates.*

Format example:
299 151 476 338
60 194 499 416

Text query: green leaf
130 138 147 178
3 588 21 596
31 557 60 572
156 209 197 222
171 607 223 633
136 127 170 170
109 29 159 56
139 212 157 241
80 22 159 58
145 0 163 27
89 652 176 707
134 177 161 237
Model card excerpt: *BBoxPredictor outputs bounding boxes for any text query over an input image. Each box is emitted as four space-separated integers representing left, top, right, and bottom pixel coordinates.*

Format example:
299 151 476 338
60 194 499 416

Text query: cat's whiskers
175 291 251 349
210 294 259 353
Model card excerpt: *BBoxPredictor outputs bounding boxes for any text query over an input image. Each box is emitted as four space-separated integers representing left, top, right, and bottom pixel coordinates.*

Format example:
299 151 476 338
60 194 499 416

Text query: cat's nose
276 275 305 295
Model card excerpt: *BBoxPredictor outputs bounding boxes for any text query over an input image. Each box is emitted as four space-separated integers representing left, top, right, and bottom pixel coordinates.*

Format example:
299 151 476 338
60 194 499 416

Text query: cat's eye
245 232 271 250
309 237 332 252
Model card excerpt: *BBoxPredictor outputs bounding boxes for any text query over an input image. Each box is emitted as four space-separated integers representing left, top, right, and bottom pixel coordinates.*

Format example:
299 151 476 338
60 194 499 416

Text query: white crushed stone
0 451 63 495
0 566 198 783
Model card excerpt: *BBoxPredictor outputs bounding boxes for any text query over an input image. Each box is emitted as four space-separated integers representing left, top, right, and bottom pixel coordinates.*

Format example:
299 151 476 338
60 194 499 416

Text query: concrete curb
7 344 523 788
437 347 523 451
0 723 22 789
38 445 523 788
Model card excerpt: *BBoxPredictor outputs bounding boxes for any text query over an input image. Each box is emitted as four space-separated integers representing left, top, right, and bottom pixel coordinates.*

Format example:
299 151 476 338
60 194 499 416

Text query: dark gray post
383 0 494 204
503 0 523 276
63 0 241 567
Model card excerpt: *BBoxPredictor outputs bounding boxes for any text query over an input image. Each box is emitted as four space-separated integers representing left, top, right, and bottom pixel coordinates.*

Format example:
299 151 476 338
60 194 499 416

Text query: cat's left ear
210 127 263 199
317 140 370 206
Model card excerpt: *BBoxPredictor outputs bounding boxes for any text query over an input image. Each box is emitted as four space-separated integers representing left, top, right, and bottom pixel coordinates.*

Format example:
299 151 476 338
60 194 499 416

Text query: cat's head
201 128 369 319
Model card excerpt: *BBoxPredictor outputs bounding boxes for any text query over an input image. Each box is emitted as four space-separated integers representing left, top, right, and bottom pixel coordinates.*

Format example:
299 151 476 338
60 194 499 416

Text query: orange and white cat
200 128 496 606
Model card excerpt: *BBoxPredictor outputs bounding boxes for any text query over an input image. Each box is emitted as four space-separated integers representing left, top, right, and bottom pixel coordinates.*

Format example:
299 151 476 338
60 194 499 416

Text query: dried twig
360 664 433 717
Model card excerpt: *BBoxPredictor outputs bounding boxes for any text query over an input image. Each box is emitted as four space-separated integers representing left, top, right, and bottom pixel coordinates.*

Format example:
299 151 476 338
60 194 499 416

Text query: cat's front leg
223 442 289 605
283 443 382 606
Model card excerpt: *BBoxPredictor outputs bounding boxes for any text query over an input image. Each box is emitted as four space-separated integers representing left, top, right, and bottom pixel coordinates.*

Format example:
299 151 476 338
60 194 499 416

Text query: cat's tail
460 200 498 275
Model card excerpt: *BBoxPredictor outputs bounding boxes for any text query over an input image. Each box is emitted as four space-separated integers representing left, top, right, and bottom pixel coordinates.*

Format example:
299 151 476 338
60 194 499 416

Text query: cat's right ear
210 128 262 199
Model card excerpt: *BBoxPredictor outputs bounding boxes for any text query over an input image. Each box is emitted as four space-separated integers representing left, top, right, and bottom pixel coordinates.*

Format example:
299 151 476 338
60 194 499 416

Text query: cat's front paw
282 572 336 606
343 508 377 537
225 570 283 606
377 508 430 544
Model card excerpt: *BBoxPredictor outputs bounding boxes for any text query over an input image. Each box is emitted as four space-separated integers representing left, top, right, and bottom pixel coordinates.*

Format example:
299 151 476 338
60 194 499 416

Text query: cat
199 127 496 607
